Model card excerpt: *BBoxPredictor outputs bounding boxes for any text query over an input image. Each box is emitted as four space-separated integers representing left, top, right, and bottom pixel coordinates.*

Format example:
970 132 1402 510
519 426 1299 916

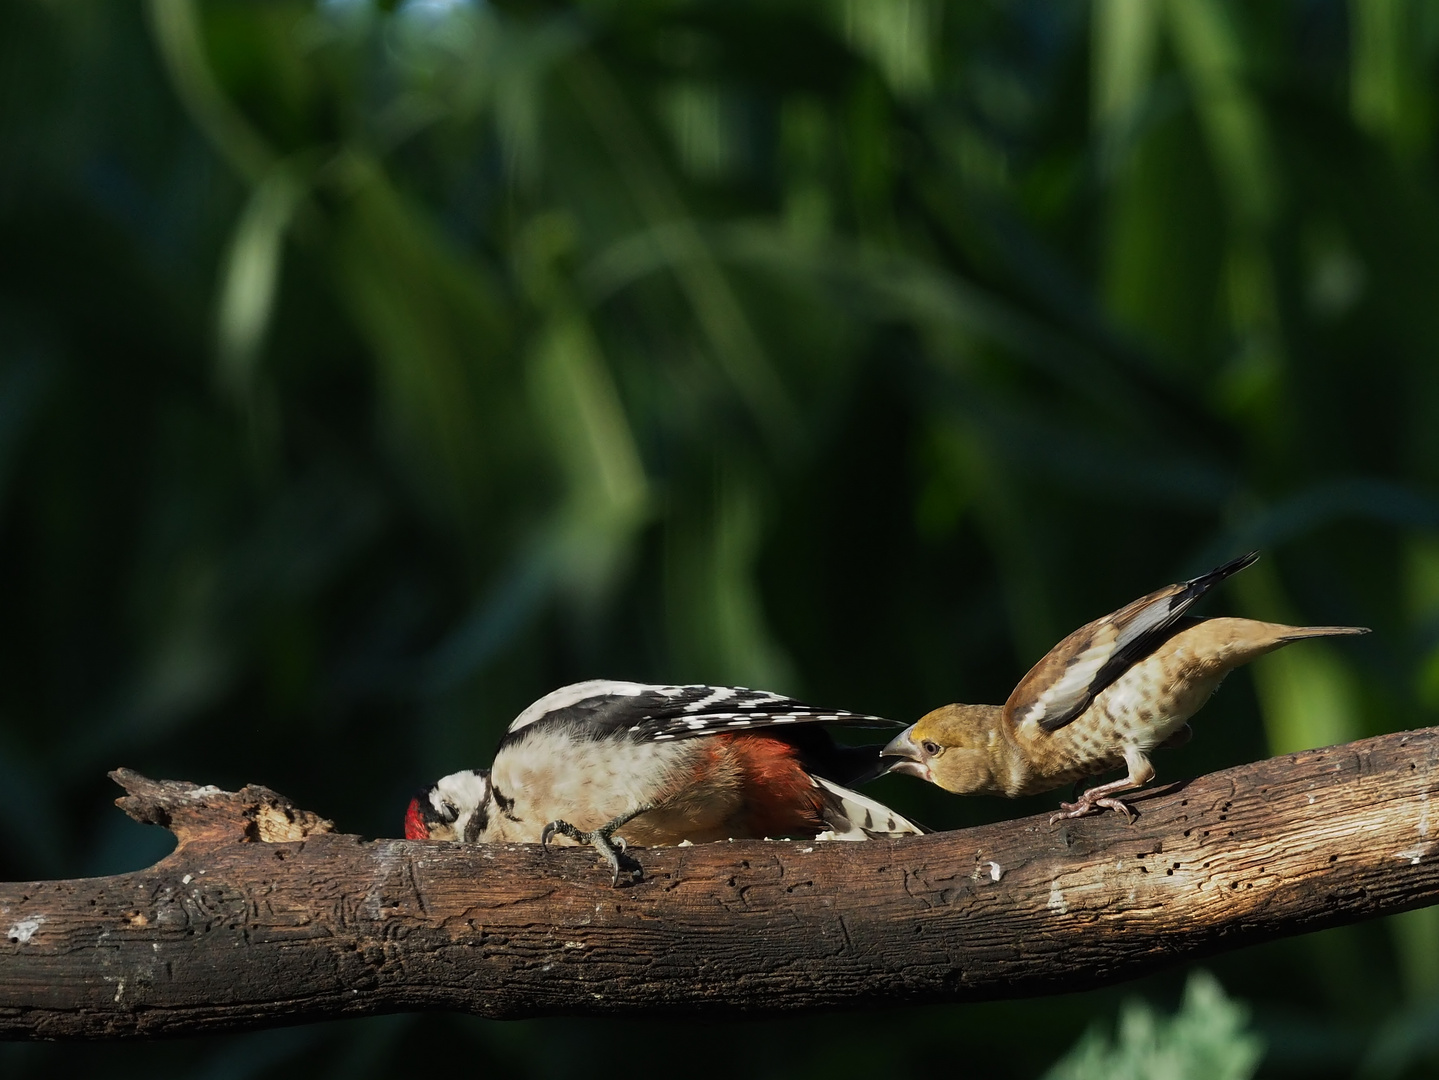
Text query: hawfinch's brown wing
1005 552 1259 734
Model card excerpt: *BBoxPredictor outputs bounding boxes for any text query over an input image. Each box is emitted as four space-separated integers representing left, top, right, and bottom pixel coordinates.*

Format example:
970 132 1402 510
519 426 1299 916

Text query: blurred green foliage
2 0 1438 1075
1046 971 1264 1080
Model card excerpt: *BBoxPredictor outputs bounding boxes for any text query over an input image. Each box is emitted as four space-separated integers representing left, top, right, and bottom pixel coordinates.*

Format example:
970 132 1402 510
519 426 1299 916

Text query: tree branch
2 728 1438 1039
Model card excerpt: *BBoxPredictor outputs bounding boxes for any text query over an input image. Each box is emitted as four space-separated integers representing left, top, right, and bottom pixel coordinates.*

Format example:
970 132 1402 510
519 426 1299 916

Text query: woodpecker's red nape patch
404 797 429 840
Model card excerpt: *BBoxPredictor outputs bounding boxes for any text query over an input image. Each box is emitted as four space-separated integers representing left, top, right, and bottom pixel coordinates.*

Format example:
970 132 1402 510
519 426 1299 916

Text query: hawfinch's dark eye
921 740 941 756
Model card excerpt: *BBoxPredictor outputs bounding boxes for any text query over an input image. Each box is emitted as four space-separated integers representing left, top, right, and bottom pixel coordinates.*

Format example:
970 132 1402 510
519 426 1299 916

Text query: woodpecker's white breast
483 726 705 843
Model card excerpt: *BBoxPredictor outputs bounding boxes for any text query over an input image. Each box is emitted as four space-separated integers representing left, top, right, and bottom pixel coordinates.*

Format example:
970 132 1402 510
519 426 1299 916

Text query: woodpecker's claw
541 818 644 887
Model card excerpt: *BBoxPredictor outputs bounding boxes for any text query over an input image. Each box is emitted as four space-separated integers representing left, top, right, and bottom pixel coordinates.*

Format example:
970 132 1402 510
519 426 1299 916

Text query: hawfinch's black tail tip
1186 551 1261 592
1211 550 1261 579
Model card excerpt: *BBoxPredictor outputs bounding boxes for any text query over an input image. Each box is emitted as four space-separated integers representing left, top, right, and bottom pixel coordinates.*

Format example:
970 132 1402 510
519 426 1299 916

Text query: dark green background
0 0 1434 1075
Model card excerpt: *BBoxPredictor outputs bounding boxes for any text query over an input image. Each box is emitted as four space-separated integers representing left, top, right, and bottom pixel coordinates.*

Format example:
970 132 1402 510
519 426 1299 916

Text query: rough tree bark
2 727 1438 1040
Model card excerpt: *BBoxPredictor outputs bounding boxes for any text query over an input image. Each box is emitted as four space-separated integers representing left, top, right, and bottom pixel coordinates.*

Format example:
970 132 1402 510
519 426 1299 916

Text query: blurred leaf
665 465 796 689
146 0 274 182
215 162 304 402
1045 971 1264 1080
1231 558 1365 753
925 418 1058 658
1408 536 1439 707
661 80 739 182
121 550 238 740
1251 642 1364 754
838 0 937 99
713 223 1168 432
1351 0 1430 157
526 310 651 607
422 553 552 696
1390 906 1439 999
1166 0 1277 227
1222 479 1439 558
1091 0 1162 171
568 57 799 447
1360 986 1439 1079
331 154 512 532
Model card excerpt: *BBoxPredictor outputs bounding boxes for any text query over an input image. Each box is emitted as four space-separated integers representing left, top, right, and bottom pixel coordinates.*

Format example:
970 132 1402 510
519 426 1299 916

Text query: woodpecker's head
880 704 1006 795
405 768 493 842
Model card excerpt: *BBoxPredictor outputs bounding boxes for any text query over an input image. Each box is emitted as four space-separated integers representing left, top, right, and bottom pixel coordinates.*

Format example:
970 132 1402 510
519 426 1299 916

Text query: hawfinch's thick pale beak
880 726 933 783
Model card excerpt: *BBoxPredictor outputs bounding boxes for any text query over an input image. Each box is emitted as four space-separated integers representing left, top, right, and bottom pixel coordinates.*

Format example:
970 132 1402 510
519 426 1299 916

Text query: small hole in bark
1166 869 1173 876
1330 854 1338 863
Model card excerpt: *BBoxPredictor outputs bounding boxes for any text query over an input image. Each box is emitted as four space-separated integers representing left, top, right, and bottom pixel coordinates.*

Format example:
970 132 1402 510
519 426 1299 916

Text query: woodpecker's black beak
880 727 934 783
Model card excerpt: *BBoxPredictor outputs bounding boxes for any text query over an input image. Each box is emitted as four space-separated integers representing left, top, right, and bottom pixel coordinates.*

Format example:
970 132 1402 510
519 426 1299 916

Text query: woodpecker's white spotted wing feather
811 776 928 839
506 679 653 734
1008 552 1260 735
498 678 897 750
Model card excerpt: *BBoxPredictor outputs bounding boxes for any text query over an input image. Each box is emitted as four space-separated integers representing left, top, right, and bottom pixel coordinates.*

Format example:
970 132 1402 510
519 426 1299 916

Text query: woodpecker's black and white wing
498 679 898 749
812 776 929 839
1006 552 1260 735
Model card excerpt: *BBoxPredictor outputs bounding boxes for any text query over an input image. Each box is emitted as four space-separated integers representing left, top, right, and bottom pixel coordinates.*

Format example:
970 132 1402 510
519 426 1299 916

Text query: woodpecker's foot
541 819 644 887
1049 796 1136 825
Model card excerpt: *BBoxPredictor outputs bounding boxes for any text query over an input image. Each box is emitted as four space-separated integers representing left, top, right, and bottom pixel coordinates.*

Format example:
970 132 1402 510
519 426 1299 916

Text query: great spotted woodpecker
405 679 924 884
881 552 1369 822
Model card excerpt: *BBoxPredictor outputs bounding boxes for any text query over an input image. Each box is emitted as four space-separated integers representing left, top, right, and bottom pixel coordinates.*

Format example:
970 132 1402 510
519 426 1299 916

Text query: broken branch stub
110 767 335 846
